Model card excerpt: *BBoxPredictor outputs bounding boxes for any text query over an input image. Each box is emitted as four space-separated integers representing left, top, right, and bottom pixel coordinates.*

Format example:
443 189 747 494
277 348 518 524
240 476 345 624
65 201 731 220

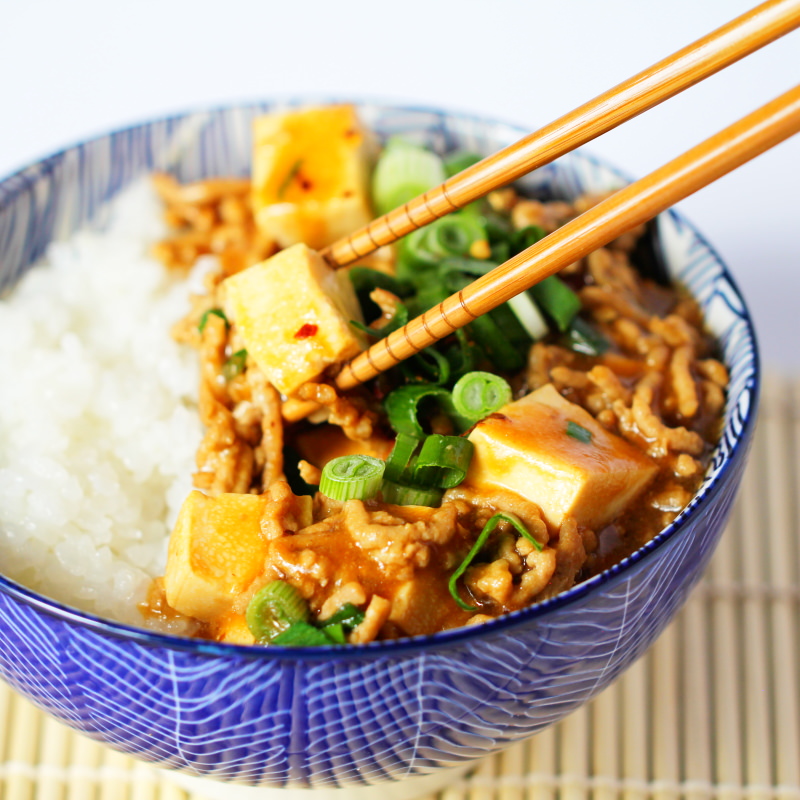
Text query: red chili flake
299 177 313 191
343 128 357 138
294 323 318 339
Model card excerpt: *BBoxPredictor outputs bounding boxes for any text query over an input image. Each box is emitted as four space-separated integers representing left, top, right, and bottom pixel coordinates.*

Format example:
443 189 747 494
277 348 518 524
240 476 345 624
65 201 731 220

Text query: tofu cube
164 491 271 621
222 243 365 396
211 614 257 646
466 383 657 530
252 105 374 250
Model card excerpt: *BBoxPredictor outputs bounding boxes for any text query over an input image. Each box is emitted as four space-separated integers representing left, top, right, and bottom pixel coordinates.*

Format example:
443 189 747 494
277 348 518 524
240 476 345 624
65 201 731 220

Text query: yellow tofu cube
252 105 374 250
211 614 257 646
222 243 365 396
164 491 271 621
465 383 657 530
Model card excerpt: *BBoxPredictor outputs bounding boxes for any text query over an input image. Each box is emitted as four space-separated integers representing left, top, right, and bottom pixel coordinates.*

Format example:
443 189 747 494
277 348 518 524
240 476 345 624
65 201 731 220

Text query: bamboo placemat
1 373 798 800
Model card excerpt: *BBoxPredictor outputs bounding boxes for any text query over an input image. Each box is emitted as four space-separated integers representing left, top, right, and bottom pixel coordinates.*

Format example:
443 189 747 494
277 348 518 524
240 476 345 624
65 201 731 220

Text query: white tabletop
2 0 798 372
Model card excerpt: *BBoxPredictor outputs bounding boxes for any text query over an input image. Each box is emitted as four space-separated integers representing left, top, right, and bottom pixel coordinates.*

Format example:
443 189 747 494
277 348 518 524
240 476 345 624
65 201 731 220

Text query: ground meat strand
296 382 377 441
247 367 285 490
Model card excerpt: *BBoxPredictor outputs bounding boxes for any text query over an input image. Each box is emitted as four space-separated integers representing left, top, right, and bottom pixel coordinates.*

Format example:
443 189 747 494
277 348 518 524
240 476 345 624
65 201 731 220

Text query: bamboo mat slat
1 373 798 800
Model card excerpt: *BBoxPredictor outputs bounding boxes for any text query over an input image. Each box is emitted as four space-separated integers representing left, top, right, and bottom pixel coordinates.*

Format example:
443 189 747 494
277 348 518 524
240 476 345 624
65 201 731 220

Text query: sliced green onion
443 151 483 178
319 455 385 502
349 267 414 322
566 317 611 356
222 349 248 380
412 434 474 489
372 139 446 216
452 372 512 422
399 227 442 272
511 224 547 254
567 421 593 444
438 256 497 281
483 211 514 244
272 621 337 647
384 384 452 437
246 581 311 644
424 214 487 259
507 291 549 340
318 603 366 630
277 159 303 199
488 302 533 349
529 276 582 332
381 479 443 507
449 512 544 612
490 240 511 263
350 301 410 340
383 433 423 484
445 329 479 384
401 345 450 385
467 313 525 372
198 308 228 333
320 623 346 644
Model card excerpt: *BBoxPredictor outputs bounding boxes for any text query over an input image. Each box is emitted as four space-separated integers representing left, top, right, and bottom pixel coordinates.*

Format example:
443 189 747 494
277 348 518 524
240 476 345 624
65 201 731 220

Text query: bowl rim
0 98 761 661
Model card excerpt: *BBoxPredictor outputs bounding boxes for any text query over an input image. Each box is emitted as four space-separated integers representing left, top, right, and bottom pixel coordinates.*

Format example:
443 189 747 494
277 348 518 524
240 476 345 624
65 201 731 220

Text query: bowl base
161 763 473 800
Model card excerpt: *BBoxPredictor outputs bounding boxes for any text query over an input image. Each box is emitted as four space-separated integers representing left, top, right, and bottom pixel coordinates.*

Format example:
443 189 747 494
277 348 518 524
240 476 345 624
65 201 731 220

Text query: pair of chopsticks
322 0 800 392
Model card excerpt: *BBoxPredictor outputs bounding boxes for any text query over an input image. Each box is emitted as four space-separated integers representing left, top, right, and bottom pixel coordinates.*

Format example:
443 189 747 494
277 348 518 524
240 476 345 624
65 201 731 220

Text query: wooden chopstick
320 0 800 270
334 85 800 391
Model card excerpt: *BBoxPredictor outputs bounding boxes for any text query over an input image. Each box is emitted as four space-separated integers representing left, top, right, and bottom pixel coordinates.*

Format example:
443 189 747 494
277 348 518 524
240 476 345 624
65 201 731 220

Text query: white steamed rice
0 180 204 626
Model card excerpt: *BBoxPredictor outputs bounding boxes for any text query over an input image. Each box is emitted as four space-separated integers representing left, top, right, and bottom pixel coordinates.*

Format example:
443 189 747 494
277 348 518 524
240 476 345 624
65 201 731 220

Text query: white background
1 0 797 372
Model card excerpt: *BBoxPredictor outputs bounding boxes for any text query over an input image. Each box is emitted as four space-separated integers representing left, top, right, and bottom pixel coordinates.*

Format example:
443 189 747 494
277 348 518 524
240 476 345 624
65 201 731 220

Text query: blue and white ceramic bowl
0 101 758 799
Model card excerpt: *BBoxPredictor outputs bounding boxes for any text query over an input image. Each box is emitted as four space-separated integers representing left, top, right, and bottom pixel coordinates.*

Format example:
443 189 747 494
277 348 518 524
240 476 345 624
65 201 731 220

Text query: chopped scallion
383 433 423 484
449 512 543 612
507 291 549 340
565 317 611 356
372 139 446 216
246 581 311 644
424 214 487 260
401 345 450 385
384 384 452 438
381 479 443 508
443 151 483 178
511 224 547 254
320 623 346 644
318 603 366 630
567 421 593 444
530 276 582 332
198 308 228 333
412 434 473 489
222 349 248 380
272 621 337 647
452 372 512 423
319 455 385 502
467 313 525 372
